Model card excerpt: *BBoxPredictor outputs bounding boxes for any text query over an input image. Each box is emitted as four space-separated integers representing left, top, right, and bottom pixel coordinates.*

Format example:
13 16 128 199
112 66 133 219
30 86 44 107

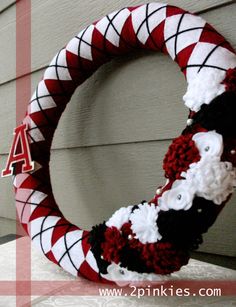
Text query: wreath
2 2 236 285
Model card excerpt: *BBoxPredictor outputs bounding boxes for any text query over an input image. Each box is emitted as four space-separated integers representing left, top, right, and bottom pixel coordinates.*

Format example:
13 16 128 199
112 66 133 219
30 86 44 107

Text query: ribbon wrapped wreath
6 2 236 284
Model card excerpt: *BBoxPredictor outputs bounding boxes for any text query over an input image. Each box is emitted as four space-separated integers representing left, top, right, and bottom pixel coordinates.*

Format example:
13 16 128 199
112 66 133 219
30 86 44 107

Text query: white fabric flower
102 263 170 286
182 157 236 204
158 180 195 211
192 131 223 158
183 70 226 112
130 203 162 244
106 206 132 229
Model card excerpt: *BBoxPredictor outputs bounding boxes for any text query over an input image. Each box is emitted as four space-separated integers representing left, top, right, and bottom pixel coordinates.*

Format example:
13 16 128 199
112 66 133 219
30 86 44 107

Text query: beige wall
0 0 235 256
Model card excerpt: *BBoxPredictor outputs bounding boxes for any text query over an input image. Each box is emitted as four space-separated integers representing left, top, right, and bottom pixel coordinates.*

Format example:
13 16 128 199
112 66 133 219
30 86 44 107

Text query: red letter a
2 124 34 177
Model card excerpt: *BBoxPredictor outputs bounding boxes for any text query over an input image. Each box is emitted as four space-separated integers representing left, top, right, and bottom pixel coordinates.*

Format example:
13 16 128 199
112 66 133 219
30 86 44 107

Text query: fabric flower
101 227 126 264
119 243 150 274
222 67 236 92
106 206 133 229
182 156 236 205
183 69 226 112
193 91 236 138
157 197 222 250
192 130 223 158
87 222 110 274
163 134 201 180
102 262 170 286
141 242 189 275
130 203 162 244
158 180 195 211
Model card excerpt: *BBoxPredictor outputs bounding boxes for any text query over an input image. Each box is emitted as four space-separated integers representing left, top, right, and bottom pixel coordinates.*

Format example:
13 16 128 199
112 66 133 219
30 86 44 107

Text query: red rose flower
101 227 126 264
223 67 236 92
163 134 201 180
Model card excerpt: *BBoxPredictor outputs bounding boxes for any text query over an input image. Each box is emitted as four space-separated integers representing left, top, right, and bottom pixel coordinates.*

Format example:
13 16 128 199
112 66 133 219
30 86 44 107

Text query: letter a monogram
2 124 34 177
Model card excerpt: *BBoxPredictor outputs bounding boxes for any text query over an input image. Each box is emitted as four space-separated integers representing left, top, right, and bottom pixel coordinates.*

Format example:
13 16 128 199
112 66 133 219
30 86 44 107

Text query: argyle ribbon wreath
7 2 236 284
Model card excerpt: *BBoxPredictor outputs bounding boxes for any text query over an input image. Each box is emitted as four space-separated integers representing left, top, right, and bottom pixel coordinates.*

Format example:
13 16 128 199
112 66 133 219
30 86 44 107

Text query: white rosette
192 131 223 158
106 206 133 229
102 263 170 286
130 202 162 244
182 157 236 205
158 180 195 211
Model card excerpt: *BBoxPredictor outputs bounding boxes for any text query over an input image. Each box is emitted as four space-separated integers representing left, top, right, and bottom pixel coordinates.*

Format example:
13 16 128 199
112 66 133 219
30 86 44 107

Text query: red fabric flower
126 236 189 275
101 227 126 264
163 134 201 180
141 242 189 275
223 67 236 92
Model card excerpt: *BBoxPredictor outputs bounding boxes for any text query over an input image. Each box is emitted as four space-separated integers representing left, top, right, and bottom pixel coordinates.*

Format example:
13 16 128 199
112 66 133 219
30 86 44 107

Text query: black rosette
157 197 224 250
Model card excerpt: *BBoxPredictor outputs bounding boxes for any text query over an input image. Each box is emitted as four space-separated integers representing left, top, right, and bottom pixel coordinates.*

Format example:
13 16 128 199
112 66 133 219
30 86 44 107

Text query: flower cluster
96 201 191 279
100 221 190 279
159 131 236 211
94 131 236 280
88 109 236 284
222 67 236 92
106 202 162 244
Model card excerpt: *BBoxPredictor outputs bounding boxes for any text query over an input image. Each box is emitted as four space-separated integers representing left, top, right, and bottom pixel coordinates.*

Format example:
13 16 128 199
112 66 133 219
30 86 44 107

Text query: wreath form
12 2 236 284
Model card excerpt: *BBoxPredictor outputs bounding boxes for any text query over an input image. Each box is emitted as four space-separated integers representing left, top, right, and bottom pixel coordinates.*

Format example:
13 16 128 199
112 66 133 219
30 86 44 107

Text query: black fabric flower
87 222 110 274
157 197 224 250
192 91 236 138
119 245 150 273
